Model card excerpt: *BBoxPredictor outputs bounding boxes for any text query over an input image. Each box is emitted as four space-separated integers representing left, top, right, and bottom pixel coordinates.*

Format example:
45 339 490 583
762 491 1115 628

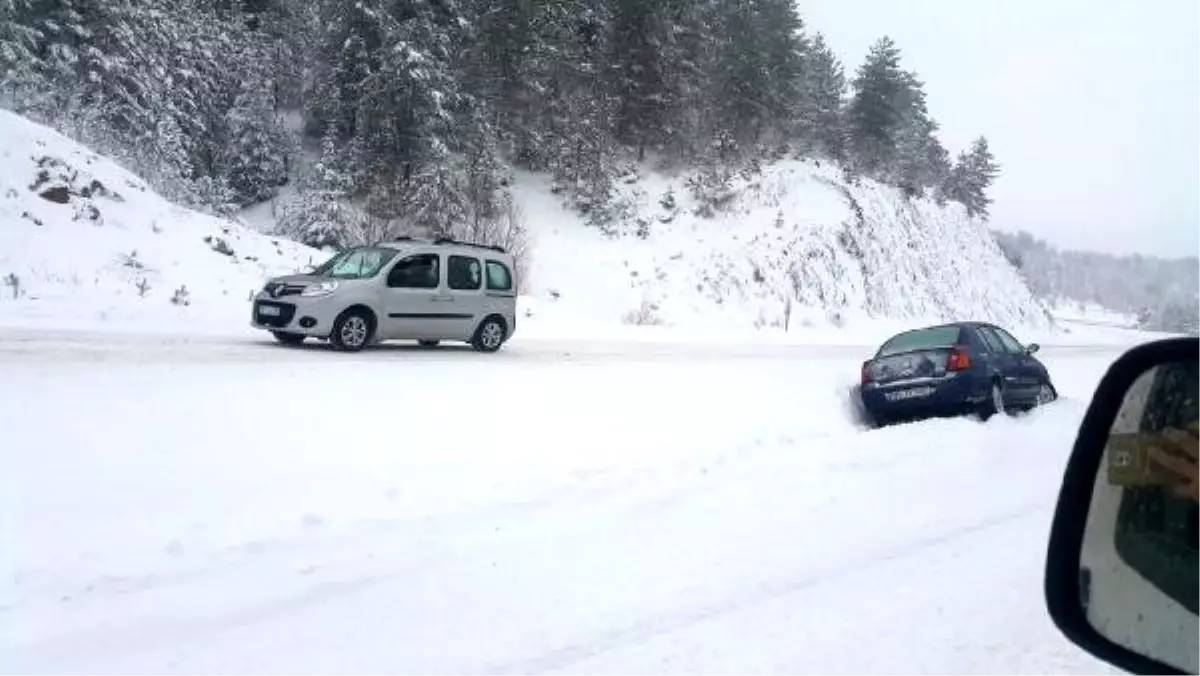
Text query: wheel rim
341 316 368 347
992 385 1004 414
481 322 503 349
1038 384 1054 405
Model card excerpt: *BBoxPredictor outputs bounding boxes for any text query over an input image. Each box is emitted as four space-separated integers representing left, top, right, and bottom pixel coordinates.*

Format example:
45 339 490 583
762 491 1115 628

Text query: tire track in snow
480 501 1053 675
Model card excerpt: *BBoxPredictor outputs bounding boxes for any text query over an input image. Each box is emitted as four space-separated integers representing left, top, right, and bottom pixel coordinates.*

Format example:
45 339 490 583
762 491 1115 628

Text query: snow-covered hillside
0 110 317 331
2 110 1051 338
516 160 1052 333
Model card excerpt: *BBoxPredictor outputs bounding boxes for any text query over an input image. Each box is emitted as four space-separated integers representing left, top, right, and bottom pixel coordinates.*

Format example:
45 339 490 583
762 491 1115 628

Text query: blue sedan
857 321 1058 427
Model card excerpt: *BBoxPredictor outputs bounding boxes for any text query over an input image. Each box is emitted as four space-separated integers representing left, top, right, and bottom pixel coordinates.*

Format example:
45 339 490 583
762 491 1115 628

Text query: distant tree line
994 229 1199 335
1 0 1001 247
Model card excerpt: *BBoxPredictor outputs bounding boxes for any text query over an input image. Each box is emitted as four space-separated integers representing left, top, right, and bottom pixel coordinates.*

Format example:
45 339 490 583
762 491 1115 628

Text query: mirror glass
1081 357 1198 673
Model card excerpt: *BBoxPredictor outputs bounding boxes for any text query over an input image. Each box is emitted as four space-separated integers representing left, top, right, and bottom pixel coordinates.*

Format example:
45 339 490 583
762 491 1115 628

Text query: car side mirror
1045 337 1198 675
1026 343 1041 355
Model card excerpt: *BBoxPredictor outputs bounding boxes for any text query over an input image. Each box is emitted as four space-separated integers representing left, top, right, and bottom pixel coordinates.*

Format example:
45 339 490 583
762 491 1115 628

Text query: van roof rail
432 236 507 253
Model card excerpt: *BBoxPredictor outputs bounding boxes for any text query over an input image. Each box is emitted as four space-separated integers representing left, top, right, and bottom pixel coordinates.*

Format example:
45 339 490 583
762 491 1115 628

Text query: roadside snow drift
0 110 318 331
516 161 1053 334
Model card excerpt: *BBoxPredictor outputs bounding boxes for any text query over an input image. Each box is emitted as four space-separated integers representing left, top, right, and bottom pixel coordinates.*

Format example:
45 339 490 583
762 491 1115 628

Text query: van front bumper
249 296 341 337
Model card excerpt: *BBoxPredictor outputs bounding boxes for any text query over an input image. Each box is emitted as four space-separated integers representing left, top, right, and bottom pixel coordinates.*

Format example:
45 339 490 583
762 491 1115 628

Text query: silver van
251 237 518 352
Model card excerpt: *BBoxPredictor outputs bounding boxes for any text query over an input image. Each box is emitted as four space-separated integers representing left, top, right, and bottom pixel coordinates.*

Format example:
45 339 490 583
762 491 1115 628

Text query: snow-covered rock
0 110 318 333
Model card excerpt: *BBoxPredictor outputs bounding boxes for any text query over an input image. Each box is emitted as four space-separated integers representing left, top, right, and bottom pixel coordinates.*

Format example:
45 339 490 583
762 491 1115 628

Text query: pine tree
0 0 42 106
221 76 288 205
277 123 353 248
534 0 619 222
846 36 907 176
706 0 805 147
887 74 949 197
796 32 846 161
943 136 999 218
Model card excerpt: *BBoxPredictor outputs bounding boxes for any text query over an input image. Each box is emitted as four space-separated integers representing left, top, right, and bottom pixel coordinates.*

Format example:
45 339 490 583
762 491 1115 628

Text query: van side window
485 260 513 292
387 254 440 289
448 255 482 291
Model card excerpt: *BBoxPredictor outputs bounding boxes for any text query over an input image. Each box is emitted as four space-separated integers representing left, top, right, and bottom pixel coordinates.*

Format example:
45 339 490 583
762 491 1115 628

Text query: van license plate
886 387 935 402
258 305 281 317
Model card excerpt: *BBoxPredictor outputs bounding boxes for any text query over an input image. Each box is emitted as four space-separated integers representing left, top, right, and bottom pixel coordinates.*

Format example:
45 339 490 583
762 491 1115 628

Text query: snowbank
0 110 318 332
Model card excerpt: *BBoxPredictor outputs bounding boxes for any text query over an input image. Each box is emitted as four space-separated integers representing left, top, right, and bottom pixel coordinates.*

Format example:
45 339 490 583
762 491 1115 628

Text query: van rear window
878 326 962 356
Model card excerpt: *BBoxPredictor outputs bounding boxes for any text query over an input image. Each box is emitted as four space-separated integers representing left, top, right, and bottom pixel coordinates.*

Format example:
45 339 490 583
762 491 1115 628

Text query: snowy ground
0 328 1128 675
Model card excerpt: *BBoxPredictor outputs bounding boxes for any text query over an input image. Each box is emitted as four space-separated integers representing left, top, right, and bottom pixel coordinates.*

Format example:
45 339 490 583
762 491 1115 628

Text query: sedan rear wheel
980 382 1005 421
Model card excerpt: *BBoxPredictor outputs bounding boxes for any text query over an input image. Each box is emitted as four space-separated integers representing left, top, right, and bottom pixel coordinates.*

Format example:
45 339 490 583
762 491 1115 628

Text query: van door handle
430 295 453 302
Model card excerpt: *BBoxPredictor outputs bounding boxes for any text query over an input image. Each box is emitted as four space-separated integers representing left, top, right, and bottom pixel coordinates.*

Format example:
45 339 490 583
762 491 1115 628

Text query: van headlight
301 281 339 297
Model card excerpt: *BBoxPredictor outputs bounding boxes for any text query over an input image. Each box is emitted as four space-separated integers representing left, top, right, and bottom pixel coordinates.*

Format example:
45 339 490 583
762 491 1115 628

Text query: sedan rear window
878 326 963 356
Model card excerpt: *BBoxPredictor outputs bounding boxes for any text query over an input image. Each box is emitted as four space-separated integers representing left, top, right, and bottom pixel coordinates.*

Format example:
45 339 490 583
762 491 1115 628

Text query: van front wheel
331 309 374 352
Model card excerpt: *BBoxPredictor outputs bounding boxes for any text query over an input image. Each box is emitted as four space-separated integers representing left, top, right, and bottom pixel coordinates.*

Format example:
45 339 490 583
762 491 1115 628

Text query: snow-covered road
0 332 1124 674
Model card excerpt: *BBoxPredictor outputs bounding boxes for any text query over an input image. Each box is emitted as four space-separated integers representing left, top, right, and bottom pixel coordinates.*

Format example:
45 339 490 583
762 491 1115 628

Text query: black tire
417 339 440 348
979 380 1006 421
1035 381 1058 407
472 316 507 353
272 331 305 346
330 309 374 352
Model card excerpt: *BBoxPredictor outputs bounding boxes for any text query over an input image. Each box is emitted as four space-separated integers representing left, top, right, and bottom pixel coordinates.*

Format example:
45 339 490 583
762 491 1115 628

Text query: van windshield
313 247 398 279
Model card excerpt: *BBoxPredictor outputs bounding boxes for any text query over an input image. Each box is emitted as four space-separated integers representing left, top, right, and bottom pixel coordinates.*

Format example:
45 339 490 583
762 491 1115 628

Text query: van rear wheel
472 317 507 353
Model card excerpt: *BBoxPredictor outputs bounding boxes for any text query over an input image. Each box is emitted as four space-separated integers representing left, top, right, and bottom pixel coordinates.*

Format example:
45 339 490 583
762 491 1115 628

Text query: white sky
795 0 1200 259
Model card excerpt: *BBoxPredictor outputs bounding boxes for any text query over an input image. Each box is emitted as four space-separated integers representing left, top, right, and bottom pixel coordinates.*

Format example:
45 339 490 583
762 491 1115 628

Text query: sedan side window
990 327 1027 355
976 328 1006 354
387 254 440 289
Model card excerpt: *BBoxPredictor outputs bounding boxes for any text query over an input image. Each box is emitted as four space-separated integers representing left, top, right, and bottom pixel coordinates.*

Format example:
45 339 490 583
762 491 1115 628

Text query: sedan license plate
258 305 281 317
885 386 936 402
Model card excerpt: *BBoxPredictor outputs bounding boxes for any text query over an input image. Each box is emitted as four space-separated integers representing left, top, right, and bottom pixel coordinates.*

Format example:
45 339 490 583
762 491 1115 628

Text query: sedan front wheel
1036 382 1058 406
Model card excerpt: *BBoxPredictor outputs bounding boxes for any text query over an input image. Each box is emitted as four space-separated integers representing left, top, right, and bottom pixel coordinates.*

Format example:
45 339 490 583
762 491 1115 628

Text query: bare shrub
3 273 20 299
171 285 191 306
623 299 662 326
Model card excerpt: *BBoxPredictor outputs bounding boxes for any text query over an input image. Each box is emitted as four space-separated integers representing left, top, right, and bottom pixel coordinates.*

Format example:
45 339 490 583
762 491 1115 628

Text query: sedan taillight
947 347 972 372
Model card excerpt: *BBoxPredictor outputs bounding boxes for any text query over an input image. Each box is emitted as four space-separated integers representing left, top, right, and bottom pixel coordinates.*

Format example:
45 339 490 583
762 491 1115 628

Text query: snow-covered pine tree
846 36 908 177
277 123 353 249
220 76 289 206
536 0 619 223
705 0 805 148
0 0 43 107
887 74 951 198
358 0 469 234
748 0 806 145
943 135 999 218
796 32 846 161
653 0 714 160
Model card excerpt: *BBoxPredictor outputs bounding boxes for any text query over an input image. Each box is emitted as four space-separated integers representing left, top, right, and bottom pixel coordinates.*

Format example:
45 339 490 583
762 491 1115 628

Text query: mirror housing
1046 337 1199 675
1026 342 1041 355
